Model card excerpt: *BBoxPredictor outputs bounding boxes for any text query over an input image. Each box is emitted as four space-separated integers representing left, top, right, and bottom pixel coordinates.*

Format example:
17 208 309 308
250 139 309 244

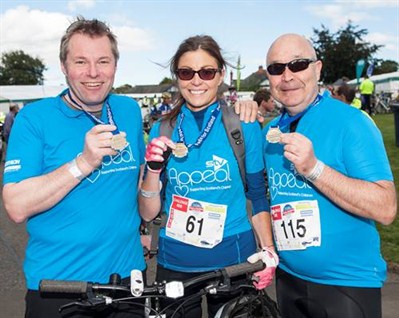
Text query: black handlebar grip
147 146 172 171
224 260 265 278
39 280 88 294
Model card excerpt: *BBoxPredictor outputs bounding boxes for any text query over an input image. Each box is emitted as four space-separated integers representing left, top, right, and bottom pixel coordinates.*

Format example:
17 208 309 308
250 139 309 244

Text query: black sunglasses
175 68 221 81
267 59 316 75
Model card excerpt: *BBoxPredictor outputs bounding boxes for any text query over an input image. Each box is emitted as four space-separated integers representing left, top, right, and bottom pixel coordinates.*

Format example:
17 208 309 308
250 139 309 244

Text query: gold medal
111 133 128 151
266 127 282 143
173 143 188 158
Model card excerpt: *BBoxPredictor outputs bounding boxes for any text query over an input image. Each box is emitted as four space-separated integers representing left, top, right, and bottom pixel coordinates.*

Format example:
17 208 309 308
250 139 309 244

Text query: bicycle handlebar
39 260 264 296
40 280 89 294
38 260 269 317
224 259 264 278
182 260 264 290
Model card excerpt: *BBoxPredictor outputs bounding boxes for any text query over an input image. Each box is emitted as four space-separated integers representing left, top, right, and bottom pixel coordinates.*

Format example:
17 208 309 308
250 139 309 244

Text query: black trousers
25 277 145 318
275 267 381 318
361 94 372 114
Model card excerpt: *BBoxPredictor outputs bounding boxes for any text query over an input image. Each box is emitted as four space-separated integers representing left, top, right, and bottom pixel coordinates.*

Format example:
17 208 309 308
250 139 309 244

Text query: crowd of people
2 16 397 318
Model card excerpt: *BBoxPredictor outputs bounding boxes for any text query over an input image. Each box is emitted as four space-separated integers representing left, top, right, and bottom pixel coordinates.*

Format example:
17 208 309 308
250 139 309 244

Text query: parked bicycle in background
372 92 392 114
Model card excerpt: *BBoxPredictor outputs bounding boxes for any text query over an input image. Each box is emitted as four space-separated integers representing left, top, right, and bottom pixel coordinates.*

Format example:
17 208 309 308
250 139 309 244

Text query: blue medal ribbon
67 90 120 134
272 94 323 131
177 102 221 149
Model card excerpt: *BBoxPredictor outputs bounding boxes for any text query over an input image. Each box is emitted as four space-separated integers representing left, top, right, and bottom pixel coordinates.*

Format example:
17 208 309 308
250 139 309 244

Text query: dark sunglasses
267 59 316 75
175 68 221 81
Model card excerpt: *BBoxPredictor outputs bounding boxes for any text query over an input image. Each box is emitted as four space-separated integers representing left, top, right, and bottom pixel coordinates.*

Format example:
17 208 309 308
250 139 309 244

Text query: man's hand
234 100 261 123
78 124 120 175
145 136 175 173
247 247 279 290
279 132 318 177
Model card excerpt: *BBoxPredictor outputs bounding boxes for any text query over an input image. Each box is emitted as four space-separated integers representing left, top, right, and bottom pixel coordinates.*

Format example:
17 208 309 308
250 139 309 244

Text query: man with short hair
2 17 146 317
263 33 396 318
253 88 276 119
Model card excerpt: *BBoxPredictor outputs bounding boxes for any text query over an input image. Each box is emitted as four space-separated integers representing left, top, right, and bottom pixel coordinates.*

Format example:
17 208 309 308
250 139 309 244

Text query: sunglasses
267 58 316 75
175 68 221 81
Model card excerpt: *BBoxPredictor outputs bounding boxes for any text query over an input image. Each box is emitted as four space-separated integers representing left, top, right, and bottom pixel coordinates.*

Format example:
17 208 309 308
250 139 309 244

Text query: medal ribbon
67 90 120 134
177 102 221 149
273 94 323 130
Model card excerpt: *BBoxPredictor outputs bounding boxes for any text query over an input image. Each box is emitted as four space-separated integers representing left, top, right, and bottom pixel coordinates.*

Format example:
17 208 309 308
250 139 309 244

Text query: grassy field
374 113 399 266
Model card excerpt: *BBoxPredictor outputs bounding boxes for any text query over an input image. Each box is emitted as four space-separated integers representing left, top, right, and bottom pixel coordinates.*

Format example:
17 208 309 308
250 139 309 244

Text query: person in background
359 74 375 115
142 95 150 108
139 34 277 318
150 98 161 123
253 88 276 121
2 17 146 318
2 104 20 143
226 85 238 106
157 92 173 115
332 84 375 124
2 104 20 161
352 92 362 109
262 33 396 318
333 84 361 108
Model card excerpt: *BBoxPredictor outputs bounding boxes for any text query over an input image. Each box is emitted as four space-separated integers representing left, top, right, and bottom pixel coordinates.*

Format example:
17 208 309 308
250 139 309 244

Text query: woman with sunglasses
139 35 277 317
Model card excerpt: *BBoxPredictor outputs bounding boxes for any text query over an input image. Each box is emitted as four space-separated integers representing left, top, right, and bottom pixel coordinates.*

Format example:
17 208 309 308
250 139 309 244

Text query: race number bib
271 200 321 251
165 195 227 248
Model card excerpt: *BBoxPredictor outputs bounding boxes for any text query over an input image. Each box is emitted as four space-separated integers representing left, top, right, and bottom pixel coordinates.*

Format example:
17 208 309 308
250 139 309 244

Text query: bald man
257 34 396 318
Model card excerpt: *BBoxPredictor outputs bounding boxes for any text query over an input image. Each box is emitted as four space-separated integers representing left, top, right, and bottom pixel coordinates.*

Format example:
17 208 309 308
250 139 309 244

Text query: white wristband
139 188 160 198
305 160 325 182
68 159 85 181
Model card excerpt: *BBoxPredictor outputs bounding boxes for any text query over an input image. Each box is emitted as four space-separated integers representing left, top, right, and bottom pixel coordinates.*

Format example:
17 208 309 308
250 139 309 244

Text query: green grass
373 114 399 266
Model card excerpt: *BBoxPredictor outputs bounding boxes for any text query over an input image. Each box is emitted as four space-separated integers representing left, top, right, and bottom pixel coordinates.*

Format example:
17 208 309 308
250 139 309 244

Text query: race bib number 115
271 200 321 251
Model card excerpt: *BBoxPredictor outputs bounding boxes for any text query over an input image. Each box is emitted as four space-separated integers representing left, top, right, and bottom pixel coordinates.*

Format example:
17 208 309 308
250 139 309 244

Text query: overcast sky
1 0 398 87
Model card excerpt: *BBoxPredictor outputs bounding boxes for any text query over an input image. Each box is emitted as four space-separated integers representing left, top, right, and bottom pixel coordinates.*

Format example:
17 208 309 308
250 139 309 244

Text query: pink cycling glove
145 136 175 173
247 247 279 290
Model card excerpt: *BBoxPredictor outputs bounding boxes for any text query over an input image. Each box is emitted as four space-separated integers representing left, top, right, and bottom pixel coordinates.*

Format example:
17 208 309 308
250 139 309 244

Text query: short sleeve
3 109 44 183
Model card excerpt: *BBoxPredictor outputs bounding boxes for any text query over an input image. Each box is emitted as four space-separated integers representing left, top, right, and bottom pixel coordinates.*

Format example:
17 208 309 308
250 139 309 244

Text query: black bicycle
39 261 280 318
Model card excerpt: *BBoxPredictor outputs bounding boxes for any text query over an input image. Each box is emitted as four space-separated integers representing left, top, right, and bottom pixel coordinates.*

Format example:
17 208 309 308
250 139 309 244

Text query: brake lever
205 279 255 294
59 297 107 313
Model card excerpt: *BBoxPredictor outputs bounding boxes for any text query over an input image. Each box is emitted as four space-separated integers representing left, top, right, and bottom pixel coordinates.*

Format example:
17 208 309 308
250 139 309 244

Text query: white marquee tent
0 85 67 113
348 71 399 98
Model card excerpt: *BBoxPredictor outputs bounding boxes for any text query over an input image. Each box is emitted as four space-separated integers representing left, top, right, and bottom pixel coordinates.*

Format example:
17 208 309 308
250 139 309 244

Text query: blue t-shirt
3 91 146 289
158 103 172 114
150 102 265 272
263 95 393 287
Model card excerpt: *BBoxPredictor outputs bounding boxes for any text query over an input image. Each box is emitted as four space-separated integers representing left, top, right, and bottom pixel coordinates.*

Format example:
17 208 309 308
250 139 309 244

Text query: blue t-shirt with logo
3 91 146 289
263 95 392 287
150 102 265 272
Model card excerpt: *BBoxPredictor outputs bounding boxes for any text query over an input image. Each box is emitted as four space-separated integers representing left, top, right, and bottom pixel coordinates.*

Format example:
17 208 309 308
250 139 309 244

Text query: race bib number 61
165 195 227 248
